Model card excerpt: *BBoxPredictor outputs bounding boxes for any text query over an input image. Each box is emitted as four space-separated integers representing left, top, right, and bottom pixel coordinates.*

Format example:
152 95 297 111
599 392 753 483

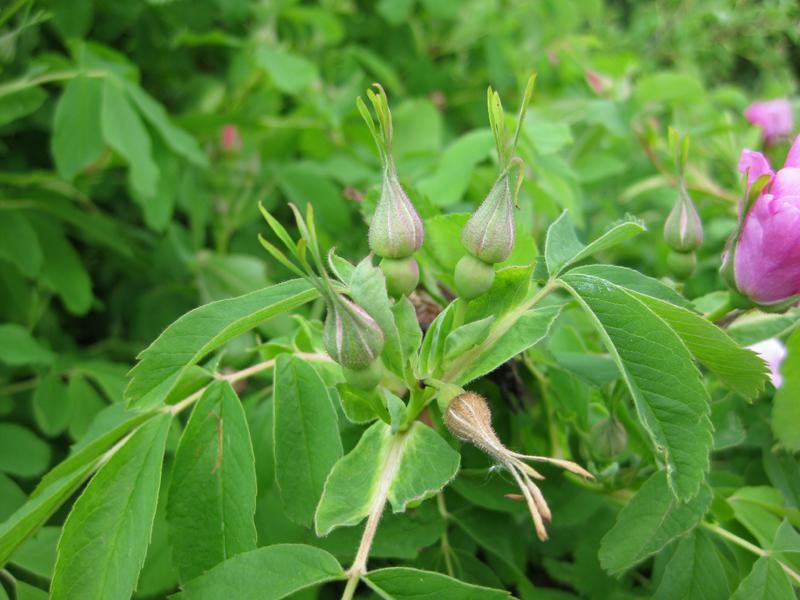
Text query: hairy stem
436 493 456 577
341 430 408 600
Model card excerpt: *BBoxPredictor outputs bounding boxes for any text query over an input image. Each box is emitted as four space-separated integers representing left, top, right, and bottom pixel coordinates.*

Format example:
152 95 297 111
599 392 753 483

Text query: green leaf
100 76 159 198
51 76 104 180
50 413 171 600
0 473 25 522
0 424 50 477
772 519 800 554
453 305 561 385
364 567 511 599
172 544 344 600
598 472 712 574
773 329 800 452
444 315 495 361
273 355 342 527
0 411 154 567
544 210 644 276
526 114 573 154
652 531 729 600
569 264 695 310
418 129 494 207
167 381 257 581
727 310 800 346
0 212 42 276
315 421 459 536
0 87 46 126
33 374 72 437
256 47 319 95
349 257 404 375
124 81 208 168
392 297 422 362
125 279 317 409
561 272 712 499
66 374 107 442
730 557 794 600
629 291 768 399
31 217 93 315
0 324 54 366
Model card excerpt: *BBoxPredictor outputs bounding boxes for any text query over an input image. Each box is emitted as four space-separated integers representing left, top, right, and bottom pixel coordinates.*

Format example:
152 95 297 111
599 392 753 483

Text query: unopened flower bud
461 173 515 264
667 250 696 281
663 188 703 252
342 360 383 390
380 256 419 298
369 168 424 259
323 296 384 373
589 417 628 460
444 392 593 541
454 254 495 300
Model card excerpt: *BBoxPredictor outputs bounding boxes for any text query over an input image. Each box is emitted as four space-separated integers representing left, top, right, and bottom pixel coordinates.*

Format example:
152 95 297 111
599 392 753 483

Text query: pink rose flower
731 136 800 305
744 99 793 143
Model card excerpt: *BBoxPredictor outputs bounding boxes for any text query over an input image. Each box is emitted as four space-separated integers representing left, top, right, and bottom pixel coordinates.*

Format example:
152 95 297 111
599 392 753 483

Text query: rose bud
220 124 242 154
723 137 800 307
454 254 496 300
444 392 593 541
358 84 424 297
744 99 794 143
369 169 424 259
380 256 419 298
323 294 385 389
663 187 703 253
461 172 516 265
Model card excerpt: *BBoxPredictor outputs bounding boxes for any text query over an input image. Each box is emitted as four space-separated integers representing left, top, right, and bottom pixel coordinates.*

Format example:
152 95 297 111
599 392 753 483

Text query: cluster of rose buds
358 85 424 298
721 136 800 308
454 77 535 300
444 392 593 540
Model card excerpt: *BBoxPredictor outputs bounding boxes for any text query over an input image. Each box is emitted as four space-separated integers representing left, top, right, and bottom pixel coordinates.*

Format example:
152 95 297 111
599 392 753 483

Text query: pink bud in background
744 99 793 143
731 136 800 305
747 338 787 387
220 124 242 154
585 69 607 95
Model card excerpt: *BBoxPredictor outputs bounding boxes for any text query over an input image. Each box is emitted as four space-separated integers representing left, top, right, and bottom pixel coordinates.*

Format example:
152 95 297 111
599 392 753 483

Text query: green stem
0 69 109 97
341 429 408 600
701 522 800 587
704 295 734 323
436 493 456 577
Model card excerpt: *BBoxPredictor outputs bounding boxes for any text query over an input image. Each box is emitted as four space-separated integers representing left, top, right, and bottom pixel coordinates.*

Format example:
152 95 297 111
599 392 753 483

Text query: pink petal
738 149 774 188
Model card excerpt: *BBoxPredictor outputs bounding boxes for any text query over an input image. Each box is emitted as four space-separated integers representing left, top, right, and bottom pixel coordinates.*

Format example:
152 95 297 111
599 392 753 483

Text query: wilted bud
589 417 628 460
369 168 424 259
380 256 419 298
323 295 384 374
444 392 593 541
666 250 696 281
454 254 496 300
663 188 703 252
461 173 515 264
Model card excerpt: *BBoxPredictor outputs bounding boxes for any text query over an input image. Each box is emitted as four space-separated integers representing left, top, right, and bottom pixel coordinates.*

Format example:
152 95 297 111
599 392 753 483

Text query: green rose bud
454 254 496 300
663 187 703 252
380 256 419 297
666 249 696 281
323 295 384 372
461 172 515 264
369 168 424 259
342 360 383 390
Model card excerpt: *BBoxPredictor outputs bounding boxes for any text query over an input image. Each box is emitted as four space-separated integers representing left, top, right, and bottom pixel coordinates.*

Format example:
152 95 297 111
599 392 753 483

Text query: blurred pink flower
221 124 242 153
730 136 800 305
744 99 793 142
747 338 787 387
585 69 606 95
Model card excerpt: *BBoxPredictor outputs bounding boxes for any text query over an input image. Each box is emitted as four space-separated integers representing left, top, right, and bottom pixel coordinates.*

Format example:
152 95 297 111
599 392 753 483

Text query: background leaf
50 413 171 600
273 355 342 527
173 544 344 600
167 381 258 581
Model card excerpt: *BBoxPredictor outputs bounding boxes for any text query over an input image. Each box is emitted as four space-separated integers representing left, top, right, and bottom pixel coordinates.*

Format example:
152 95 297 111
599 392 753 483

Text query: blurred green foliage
1 0 799 598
